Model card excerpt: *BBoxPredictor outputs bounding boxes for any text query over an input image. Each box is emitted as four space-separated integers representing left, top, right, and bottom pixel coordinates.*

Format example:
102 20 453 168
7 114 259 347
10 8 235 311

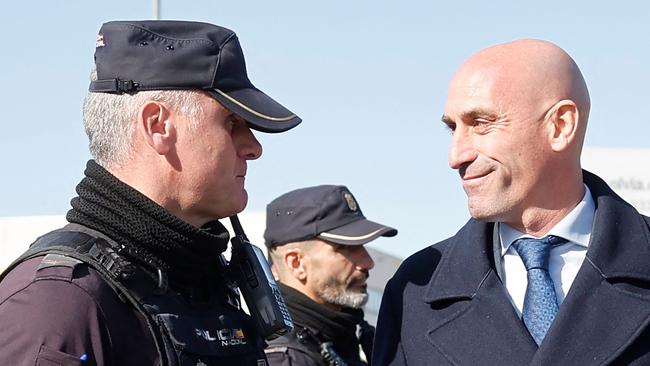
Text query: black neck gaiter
279 283 364 361
66 160 230 290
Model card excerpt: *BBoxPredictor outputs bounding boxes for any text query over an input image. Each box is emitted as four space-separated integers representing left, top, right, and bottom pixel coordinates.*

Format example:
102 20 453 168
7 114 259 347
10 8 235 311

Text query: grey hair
82 68 205 168
268 241 317 281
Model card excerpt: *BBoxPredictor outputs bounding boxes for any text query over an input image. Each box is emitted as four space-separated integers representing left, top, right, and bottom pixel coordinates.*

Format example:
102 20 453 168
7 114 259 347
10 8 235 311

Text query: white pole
153 0 160 20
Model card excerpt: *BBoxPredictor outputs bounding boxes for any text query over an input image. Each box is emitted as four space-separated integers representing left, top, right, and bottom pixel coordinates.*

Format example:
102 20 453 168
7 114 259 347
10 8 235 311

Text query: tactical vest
265 324 368 366
0 228 268 366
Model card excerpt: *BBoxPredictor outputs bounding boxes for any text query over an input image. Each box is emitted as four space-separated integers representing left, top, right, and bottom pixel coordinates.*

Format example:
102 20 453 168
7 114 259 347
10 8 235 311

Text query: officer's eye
330 243 346 252
225 115 240 131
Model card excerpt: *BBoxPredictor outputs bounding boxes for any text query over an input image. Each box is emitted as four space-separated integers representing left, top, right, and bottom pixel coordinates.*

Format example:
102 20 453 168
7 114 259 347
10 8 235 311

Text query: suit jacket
373 171 650 365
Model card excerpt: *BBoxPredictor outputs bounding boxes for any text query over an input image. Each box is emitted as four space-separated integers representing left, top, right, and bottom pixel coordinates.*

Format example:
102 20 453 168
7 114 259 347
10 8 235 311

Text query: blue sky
1 1 648 259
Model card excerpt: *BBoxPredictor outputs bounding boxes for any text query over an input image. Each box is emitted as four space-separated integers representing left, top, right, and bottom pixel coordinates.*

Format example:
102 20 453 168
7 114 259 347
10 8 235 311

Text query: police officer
263 185 397 366
0 20 301 366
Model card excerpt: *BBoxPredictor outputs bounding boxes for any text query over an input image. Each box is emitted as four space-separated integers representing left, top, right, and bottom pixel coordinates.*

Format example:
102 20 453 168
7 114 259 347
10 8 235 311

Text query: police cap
89 20 301 133
264 185 397 247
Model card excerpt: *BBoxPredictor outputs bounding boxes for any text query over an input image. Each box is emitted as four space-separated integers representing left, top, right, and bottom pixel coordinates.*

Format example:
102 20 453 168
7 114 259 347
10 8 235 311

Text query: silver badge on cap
96 34 105 48
343 192 358 211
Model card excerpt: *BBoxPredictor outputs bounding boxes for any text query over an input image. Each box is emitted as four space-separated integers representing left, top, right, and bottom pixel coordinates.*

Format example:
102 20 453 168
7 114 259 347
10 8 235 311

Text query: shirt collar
500 185 595 255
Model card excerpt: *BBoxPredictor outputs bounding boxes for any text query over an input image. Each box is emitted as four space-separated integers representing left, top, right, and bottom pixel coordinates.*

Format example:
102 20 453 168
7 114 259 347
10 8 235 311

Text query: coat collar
422 218 495 303
582 170 650 281
422 219 538 365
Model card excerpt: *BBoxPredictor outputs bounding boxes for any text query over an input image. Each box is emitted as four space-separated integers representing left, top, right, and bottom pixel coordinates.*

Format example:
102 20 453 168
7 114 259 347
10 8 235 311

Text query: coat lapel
423 219 537 365
531 171 650 365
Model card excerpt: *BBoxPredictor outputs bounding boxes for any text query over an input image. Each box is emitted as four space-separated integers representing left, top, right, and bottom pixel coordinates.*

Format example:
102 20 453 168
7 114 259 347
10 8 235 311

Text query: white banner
582 147 650 215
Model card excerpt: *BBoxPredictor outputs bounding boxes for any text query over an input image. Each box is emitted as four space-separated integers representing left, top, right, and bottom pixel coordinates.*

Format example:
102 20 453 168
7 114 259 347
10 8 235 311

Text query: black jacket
0 245 158 365
265 284 372 366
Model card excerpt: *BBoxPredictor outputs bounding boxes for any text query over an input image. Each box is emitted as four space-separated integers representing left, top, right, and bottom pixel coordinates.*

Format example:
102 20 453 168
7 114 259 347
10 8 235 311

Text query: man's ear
548 99 580 152
139 100 175 155
284 248 308 282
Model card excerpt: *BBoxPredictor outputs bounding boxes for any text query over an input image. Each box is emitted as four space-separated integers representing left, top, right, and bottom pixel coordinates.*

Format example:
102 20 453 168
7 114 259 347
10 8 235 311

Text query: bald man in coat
373 39 650 365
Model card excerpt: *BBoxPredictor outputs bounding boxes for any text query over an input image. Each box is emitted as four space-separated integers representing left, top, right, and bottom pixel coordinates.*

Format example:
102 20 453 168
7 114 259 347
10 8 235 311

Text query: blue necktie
512 235 567 346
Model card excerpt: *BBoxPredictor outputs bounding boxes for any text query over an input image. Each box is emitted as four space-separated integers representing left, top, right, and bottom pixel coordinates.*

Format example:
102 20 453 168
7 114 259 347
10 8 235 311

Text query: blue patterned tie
512 235 567 346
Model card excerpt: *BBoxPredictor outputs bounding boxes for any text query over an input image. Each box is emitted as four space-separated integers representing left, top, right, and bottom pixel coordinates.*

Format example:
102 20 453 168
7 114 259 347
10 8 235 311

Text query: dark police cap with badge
89 20 301 133
264 185 397 247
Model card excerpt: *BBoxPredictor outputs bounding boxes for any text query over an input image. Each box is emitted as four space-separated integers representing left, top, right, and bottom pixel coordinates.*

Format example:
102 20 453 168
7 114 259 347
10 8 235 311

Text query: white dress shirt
499 185 595 316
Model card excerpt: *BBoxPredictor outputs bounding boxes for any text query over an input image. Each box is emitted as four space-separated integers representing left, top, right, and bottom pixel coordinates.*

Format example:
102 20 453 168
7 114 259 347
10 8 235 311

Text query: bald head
443 39 591 234
452 39 590 131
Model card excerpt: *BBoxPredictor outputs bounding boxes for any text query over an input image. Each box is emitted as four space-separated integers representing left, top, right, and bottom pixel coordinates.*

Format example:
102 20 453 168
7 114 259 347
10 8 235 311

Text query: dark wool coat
373 171 650 366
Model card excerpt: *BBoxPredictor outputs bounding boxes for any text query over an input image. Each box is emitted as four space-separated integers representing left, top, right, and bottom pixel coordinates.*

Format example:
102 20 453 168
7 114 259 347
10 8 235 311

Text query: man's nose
356 246 375 271
239 126 263 160
448 125 477 170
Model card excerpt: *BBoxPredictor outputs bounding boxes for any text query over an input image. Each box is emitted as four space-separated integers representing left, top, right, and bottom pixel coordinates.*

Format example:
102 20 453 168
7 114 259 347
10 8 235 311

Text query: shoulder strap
0 229 169 366
0 229 95 282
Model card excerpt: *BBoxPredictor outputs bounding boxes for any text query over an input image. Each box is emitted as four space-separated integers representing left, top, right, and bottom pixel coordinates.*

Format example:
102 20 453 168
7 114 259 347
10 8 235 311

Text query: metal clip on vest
88 242 136 281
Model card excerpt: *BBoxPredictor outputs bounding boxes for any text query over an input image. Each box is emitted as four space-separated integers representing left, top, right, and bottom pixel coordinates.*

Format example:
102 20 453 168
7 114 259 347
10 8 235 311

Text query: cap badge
96 34 105 48
343 192 358 211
